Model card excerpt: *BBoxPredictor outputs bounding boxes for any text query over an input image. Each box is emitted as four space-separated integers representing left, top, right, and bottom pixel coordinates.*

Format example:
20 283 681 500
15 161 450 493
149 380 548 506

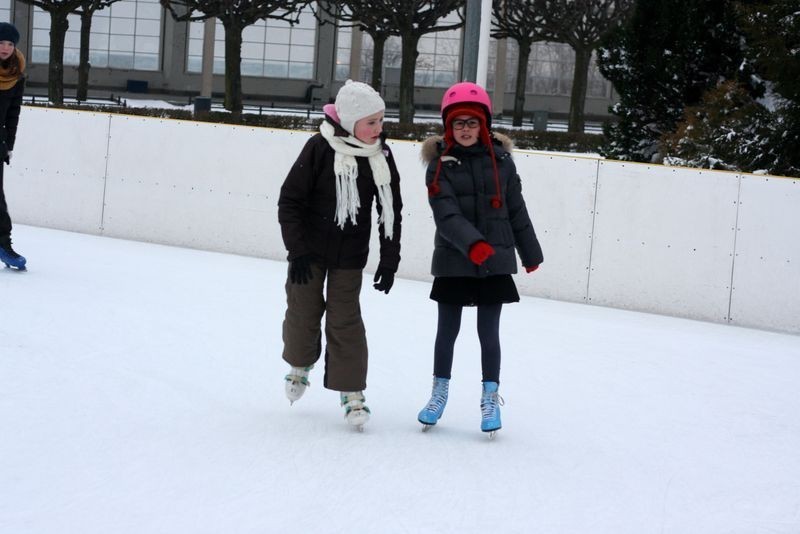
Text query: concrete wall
7 107 799 334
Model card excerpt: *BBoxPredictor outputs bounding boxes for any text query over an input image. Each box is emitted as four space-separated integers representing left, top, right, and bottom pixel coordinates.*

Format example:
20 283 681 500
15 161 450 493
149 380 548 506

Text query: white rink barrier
7 107 800 334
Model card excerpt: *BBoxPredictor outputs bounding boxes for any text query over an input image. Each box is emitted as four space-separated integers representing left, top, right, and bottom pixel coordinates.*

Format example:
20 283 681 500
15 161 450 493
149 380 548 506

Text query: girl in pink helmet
418 82 543 438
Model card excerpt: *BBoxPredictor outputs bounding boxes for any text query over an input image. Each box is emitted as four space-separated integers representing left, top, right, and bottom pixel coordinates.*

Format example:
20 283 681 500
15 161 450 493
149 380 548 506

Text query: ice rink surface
2 225 799 534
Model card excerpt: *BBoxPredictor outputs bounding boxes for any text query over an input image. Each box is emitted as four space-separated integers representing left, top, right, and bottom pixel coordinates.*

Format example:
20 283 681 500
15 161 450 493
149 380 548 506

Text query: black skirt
430 275 520 306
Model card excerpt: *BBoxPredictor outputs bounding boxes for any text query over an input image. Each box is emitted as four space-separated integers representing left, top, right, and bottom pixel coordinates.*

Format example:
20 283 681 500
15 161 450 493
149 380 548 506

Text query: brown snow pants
282 262 368 391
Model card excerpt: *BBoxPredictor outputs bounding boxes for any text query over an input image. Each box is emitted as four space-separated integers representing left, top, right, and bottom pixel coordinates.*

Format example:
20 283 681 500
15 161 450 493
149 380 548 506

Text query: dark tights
433 302 502 383
0 165 11 238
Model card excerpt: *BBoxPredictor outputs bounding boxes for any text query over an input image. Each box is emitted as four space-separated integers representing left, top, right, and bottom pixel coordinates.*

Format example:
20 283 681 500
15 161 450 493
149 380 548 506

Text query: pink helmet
441 82 493 126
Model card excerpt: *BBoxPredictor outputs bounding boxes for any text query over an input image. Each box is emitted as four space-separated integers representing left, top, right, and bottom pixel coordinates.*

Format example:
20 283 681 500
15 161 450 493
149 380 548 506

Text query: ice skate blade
347 418 369 430
285 381 308 404
421 423 434 432
487 430 498 440
345 409 369 430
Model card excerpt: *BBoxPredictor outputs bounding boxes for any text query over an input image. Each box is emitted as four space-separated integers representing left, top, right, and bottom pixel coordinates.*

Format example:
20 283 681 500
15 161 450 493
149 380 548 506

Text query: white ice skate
285 365 313 405
340 391 370 431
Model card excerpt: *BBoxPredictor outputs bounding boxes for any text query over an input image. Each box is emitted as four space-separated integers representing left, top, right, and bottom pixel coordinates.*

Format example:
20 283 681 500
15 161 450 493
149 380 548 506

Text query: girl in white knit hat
278 80 403 430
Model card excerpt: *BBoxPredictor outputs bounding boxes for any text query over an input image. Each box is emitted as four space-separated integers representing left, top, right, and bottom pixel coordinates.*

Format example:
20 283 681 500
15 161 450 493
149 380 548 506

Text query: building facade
5 0 616 120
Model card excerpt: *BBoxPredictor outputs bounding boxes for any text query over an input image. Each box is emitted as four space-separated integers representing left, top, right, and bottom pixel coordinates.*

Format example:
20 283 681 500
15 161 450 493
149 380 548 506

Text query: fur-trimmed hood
420 132 514 164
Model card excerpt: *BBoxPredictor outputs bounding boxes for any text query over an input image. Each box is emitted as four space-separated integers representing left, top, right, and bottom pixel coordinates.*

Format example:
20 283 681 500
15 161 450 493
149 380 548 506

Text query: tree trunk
48 9 70 105
568 45 591 133
492 38 508 117
513 40 531 127
398 33 419 125
223 19 243 115
77 8 93 102
370 33 386 91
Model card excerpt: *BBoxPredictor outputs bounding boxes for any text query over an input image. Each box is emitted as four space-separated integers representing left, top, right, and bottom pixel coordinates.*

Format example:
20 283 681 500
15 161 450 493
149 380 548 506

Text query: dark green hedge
31 102 604 154
494 128 604 153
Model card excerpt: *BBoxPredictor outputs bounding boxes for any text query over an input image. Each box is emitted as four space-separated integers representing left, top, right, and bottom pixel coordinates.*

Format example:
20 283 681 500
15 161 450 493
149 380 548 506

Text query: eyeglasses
452 118 480 130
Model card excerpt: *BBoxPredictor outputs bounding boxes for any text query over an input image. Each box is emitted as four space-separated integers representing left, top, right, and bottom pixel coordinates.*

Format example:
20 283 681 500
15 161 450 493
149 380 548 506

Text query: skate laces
340 391 370 415
425 378 449 412
480 391 505 418
285 365 312 386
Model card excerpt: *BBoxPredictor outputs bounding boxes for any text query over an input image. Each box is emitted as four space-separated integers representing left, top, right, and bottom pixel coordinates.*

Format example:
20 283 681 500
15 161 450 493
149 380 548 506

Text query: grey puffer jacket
421 133 543 278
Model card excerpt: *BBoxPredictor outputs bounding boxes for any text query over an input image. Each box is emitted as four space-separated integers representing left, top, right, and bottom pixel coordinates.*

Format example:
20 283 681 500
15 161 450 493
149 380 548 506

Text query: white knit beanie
335 80 385 136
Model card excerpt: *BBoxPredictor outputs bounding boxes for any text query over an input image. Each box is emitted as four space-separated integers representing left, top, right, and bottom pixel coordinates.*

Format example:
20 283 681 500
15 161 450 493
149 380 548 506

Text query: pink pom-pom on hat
323 103 340 123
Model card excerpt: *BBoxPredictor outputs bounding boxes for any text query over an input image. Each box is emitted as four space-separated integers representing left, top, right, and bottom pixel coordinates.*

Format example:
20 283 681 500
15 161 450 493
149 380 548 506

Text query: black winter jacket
278 122 403 272
422 133 543 278
0 77 24 160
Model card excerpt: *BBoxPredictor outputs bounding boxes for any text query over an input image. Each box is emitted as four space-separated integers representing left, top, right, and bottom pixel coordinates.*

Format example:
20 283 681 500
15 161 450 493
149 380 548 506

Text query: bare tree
74 0 124 101
544 0 633 132
491 0 552 126
322 1 463 123
160 0 308 113
389 0 463 124
315 1 398 91
18 0 86 104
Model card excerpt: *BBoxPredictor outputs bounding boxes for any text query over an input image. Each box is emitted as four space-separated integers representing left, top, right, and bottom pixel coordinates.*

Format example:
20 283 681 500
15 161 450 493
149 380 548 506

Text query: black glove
373 267 395 294
289 255 313 284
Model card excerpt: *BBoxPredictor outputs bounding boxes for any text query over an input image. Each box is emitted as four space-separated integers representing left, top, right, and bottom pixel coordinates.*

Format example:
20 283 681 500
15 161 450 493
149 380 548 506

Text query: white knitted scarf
319 120 395 240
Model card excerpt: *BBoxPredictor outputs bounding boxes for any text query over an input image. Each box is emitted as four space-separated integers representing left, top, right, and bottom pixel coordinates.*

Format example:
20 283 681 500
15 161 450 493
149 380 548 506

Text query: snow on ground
1 225 799 534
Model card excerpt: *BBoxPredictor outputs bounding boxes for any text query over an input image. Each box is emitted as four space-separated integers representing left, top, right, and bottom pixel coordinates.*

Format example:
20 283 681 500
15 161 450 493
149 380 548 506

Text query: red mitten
468 241 495 265
525 264 539 273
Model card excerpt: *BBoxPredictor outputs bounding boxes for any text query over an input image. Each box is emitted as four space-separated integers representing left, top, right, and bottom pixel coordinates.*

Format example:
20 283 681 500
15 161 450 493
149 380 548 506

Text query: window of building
333 21 611 98
333 27 375 82
335 25 352 81
501 41 611 98
334 11 461 88
413 16 460 88
31 0 162 71
0 0 11 24
187 4 316 79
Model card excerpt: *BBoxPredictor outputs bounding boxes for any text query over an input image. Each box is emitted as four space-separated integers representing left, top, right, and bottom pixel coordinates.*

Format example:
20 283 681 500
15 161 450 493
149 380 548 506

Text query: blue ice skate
480 381 504 438
0 238 26 271
418 376 449 430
